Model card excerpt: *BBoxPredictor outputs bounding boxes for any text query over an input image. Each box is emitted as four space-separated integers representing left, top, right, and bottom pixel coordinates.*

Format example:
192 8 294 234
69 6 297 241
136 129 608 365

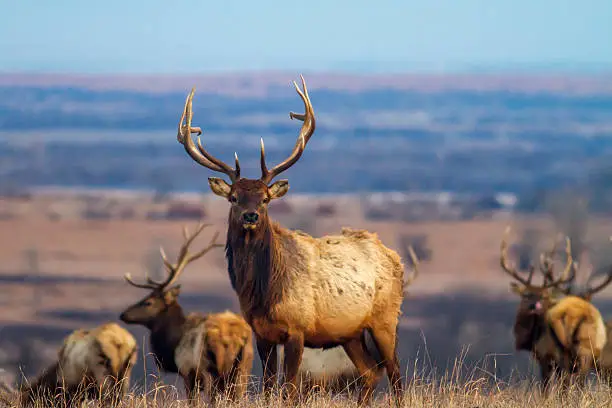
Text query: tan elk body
175 75 406 404
120 222 254 404
19 322 137 407
501 228 606 391
174 310 254 399
544 253 612 383
279 248 420 395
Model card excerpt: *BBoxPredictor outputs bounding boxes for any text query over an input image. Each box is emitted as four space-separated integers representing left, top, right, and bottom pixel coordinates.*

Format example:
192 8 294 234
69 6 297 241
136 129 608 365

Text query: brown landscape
2 72 612 96
3 189 612 407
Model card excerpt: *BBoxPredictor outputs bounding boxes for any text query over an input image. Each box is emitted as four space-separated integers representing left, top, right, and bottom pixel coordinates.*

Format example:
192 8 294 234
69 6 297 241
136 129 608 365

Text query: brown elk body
175 76 406 404
119 222 254 404
501 228 606 391
19 322 137 407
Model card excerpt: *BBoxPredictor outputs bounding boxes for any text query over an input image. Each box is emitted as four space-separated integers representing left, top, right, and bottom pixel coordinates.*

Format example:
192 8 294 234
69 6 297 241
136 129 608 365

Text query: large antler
177 88 240 183
124 222 223 291
260 75 316 184
500 226 575 289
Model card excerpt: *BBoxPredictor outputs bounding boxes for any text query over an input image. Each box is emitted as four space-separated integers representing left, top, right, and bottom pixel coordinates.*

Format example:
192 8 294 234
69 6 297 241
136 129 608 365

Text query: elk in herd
539 247 612 384
280 245 420 395
14 322 137 407
500 227 607 391
175 75 406 405
119 222 254 404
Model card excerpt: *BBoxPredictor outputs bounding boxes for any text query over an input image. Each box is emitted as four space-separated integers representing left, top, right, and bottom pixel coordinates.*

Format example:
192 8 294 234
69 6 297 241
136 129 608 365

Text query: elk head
500 227 575 350
120 222 223 327
176 75 315 233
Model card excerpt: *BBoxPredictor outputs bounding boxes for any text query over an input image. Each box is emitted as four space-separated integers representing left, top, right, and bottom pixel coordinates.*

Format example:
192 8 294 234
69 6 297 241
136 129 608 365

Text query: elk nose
243 212 259 223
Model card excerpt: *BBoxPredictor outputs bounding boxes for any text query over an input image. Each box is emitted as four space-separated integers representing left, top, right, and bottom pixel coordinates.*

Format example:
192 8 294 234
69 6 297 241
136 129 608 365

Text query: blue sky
1 0 610 74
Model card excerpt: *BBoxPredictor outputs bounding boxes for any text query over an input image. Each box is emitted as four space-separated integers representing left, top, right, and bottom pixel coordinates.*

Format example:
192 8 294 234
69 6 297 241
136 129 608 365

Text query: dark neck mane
225 217 286 317
514 309 547 352
148 303 186 373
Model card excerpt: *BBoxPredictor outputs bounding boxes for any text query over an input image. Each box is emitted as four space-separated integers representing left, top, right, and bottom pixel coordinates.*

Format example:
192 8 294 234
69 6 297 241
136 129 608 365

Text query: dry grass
3 377 612 408
3 357 612 408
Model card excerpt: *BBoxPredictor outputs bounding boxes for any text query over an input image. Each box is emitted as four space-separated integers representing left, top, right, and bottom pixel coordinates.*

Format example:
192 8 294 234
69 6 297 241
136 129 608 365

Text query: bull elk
500 227 606 392
175 75 407 405
16 322 137 407
119 222 254 404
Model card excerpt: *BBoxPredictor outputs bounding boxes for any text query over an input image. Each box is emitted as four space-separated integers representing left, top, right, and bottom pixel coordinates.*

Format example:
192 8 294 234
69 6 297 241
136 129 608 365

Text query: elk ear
164 285 181 303
268 180 289 200
208 177 231 198
509 282 524 296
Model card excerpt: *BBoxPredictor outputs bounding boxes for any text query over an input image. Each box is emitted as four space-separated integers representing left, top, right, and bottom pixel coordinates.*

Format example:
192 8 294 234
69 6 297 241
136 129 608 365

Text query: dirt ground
2 192 612 391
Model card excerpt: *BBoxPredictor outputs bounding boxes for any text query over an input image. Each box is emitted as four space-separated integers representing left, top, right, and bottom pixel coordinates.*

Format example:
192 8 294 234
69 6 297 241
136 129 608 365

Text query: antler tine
123 272 159 290
186 230 225 264
157 222 221 290
542 236 575 289
500 226 532 286
584 237 612 297
260 75 316 184
585 269 612 297
403 245 420 291
177 88 239 182
558 237 575 282
539 234 561 284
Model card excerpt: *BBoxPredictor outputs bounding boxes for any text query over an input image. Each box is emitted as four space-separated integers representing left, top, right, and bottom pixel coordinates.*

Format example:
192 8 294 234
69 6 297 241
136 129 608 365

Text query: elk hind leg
182 371 202 405
574 345 598 390
369 323 403 406
342 338 383 405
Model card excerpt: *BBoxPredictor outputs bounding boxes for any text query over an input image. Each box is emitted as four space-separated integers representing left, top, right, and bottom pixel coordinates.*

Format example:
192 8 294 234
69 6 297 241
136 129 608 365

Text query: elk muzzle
242 211 259 230
119 309 141 325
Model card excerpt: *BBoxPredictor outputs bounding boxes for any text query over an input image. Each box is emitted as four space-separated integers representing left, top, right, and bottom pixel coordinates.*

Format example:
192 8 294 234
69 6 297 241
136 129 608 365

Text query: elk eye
262 197 270 204
230 195 238 203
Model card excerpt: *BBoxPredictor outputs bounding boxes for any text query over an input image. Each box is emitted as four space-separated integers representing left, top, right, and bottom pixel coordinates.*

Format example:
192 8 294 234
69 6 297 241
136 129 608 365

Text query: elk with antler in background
540 241 612 385
500 227 607 392
119 222 254 404
175 76 406 405
11 322 137 408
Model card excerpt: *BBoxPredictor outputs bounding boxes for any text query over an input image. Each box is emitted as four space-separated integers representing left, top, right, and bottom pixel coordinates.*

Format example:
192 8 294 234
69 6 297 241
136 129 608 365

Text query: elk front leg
539 360 554 396
282 333 304 403
256 337 278 397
